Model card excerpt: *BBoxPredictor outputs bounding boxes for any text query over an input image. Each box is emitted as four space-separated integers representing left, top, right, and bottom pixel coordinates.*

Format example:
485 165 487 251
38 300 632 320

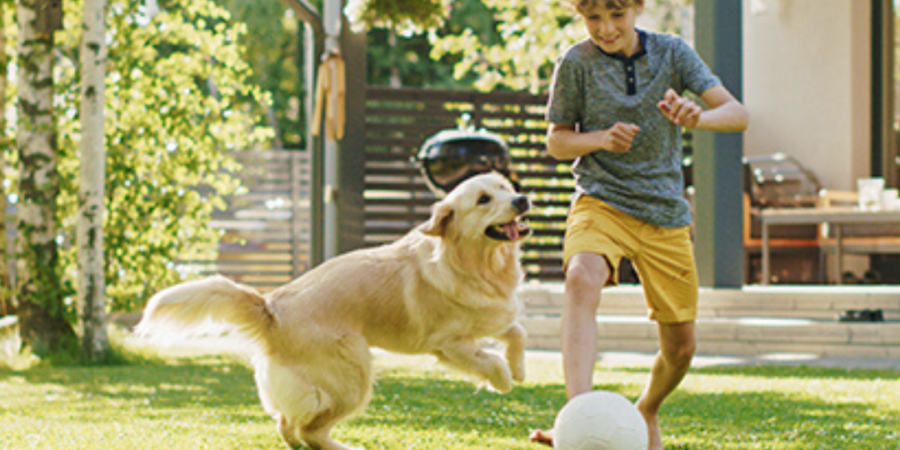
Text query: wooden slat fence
365 86 573 281
193 149 312 292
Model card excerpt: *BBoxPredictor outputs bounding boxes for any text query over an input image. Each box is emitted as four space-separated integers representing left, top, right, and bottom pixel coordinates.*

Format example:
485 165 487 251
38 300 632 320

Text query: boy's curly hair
563 0 644 15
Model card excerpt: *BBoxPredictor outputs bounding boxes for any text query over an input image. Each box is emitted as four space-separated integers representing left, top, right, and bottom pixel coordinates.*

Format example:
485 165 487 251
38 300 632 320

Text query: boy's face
582 3 643 57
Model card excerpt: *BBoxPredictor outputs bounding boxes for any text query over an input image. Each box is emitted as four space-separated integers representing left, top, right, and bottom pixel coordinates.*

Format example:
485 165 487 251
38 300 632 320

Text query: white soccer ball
553 391 649 450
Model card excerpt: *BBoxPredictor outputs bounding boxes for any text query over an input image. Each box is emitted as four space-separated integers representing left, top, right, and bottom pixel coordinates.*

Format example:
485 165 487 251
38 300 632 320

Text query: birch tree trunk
78 0 109 360
16 0 75 355
0 1 11 317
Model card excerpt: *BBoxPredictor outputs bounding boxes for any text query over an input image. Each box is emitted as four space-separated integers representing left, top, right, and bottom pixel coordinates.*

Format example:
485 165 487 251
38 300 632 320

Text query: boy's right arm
546 122 640 161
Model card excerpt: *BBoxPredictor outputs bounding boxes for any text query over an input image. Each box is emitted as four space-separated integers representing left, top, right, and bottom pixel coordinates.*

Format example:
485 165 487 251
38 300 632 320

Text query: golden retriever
135 172 531 450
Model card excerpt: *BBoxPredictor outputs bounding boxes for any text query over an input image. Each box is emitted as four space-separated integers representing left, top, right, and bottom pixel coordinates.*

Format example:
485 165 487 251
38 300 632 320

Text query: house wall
743 0 872 191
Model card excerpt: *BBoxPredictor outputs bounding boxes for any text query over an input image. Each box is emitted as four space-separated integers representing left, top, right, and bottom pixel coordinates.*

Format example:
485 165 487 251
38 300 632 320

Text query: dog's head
420 171 531 244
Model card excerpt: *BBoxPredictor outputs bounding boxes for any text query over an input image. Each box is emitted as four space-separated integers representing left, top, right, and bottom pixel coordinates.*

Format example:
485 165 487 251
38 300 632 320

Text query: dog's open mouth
486 218 531 241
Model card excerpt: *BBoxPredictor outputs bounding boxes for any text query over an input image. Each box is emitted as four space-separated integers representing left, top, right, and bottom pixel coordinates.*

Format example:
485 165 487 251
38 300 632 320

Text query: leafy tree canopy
348 0 693 93
345 0 450 35
365 0 498 89
429 0 580 94
429 0 694 93
217 0 307 149
45 0 272 313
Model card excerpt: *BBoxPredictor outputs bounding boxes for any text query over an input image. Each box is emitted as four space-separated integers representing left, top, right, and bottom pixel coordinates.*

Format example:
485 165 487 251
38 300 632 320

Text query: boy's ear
421 201 454 237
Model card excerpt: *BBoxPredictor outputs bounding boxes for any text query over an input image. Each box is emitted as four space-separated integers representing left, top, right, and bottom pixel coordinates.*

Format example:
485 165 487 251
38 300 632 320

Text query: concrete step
518 283 900 321
520 314 900 359
517 283 900 360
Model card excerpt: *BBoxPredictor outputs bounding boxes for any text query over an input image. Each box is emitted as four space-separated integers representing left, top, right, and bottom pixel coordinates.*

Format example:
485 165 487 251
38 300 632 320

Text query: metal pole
321 0 342 260
305 22 324 267
693 0 745 287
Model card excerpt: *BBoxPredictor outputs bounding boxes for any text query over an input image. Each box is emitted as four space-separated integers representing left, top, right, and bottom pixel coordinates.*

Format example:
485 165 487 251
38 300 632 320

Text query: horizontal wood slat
365 87 567 281
180 148 312 292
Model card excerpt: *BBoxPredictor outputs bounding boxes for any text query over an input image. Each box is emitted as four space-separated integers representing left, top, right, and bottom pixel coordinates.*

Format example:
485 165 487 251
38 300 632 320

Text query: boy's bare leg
635 321 696 450
561 253 609 398
530 252 609 447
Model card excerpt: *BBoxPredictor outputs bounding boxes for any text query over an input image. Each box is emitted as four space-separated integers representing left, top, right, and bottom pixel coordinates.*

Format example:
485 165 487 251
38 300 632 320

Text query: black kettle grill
415 116 518 196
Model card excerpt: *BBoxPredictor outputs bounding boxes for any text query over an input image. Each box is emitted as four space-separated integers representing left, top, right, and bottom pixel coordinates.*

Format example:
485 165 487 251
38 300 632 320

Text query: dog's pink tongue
504 222 519 241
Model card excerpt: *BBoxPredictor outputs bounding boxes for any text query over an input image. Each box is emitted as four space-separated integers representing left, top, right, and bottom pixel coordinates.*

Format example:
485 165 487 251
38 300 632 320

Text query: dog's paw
485 378 513 394
486 364 514 394
505 347 526 383
509 360 526 384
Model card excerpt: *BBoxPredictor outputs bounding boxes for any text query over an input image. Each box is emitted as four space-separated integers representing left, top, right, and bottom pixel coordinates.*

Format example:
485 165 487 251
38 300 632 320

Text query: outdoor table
760 207 900 285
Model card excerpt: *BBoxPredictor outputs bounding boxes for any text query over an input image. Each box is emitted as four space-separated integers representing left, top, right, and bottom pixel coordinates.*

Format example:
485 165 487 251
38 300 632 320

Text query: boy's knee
565 256 609 292
564 265 605 310
662 338 696 366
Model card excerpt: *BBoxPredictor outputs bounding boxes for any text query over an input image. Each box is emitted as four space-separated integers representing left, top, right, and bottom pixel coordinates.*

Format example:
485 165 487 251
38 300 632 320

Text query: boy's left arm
658 86 749 133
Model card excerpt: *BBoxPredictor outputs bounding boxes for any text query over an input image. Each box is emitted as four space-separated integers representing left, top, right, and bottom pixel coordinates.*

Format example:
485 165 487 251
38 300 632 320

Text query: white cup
858 177 885 211
882 188 899 210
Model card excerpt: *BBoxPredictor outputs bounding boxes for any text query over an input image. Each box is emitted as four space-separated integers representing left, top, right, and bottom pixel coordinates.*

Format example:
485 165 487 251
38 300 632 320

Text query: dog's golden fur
136 172 531 450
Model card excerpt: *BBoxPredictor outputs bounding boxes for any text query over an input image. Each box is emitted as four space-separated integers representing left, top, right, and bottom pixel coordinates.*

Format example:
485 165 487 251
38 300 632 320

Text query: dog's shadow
356 371 566 439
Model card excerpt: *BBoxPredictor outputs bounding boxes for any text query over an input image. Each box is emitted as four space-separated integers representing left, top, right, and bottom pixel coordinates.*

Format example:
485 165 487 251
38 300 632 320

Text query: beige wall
743 0 872 190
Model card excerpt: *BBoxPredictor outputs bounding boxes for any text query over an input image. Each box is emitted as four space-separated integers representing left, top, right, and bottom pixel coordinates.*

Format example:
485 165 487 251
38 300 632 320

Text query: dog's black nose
512 195 530 214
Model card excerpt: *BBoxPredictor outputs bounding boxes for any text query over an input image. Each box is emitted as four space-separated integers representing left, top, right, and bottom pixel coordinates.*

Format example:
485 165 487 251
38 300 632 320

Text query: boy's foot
528 429 554 447
636 401 664 450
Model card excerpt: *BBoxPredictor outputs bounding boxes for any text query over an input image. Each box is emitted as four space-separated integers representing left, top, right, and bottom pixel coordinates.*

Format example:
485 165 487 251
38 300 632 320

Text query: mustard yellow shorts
562 195 699 323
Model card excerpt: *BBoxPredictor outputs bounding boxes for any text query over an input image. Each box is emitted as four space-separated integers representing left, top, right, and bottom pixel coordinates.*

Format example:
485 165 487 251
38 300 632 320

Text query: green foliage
366 0 499 89
430 0 581 94
51 0 272 313
217 0 308 149
428 0 694 93
366 29 457 88
219 0 495 95
346 0 451 35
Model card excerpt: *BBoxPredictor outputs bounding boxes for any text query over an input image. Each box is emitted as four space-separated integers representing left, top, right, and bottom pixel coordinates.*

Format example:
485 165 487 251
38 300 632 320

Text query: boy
529 1 749 449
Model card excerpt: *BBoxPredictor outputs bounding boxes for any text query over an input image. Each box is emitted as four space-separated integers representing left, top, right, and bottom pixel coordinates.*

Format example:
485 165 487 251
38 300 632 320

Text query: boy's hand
658 88 702 129
600 122 640 153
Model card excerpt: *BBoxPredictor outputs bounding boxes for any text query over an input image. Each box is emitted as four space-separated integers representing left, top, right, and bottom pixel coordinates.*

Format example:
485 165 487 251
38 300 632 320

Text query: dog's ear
421 201 454 237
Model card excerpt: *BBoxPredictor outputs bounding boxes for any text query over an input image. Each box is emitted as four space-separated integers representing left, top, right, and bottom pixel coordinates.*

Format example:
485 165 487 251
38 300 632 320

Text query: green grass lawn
1 344 898 450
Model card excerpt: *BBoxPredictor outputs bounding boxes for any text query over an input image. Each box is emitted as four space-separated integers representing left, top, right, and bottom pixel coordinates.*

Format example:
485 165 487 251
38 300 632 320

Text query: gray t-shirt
547 30 721 228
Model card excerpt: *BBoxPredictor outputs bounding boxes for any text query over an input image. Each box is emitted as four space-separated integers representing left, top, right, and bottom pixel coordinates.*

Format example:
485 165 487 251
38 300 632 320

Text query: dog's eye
477 194 491 205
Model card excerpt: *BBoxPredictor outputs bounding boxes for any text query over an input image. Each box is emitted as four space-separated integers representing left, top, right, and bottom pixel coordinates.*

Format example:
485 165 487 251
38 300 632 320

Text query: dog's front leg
434 339 513 393
497 323 526 383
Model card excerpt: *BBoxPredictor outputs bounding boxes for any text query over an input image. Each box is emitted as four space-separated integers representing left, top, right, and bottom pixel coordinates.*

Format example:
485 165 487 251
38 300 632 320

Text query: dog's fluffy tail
135 275 273 347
